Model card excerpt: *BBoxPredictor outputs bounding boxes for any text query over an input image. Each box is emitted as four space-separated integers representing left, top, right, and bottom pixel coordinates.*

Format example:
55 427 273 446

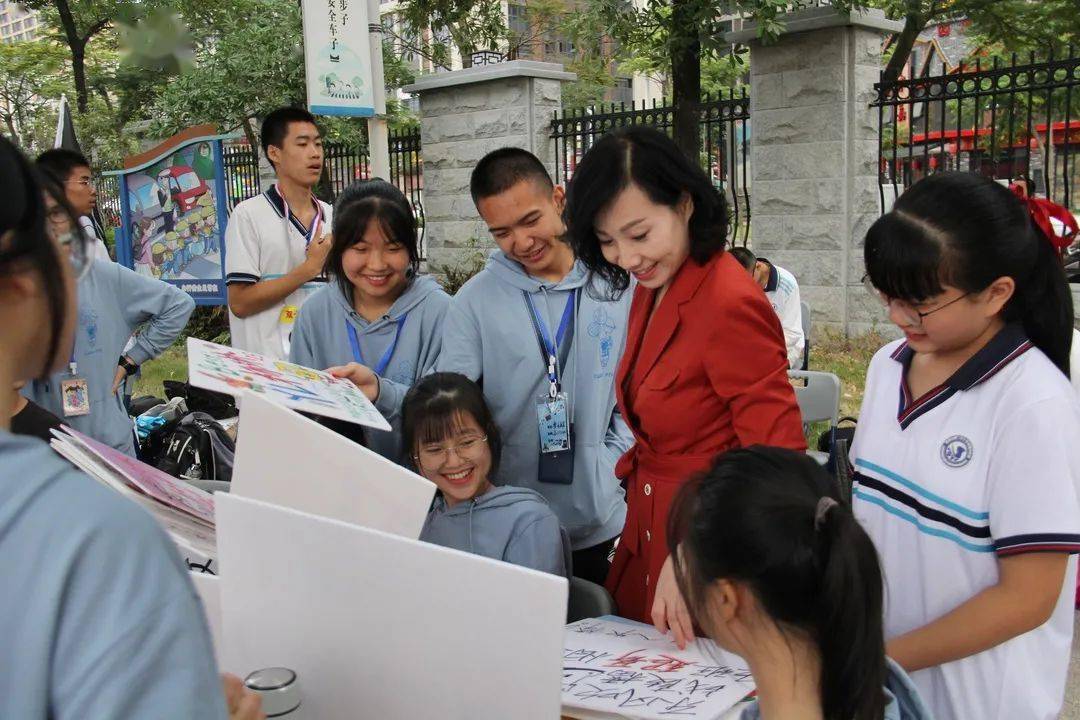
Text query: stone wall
739 10 901 336
405 63 573 272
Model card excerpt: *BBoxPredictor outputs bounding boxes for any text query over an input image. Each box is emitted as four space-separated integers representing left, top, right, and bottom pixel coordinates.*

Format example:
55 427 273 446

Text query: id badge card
537 393 574 485
61 377 91 417
279 304 299 356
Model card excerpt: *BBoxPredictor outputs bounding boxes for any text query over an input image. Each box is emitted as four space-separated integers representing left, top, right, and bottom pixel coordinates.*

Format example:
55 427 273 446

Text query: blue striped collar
892 323 1032 392
263 183 320 237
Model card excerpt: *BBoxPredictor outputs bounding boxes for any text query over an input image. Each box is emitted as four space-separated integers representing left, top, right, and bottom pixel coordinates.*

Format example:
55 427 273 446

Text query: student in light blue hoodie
291 179 449 463
0 137 254 719
441 148 633 586
404 372 568 577
22 172 195 457
668 447 933 720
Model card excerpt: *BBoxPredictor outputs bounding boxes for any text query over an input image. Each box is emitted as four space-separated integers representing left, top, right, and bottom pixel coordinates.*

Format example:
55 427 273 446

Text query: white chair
800 300 811 370
789 370 841 466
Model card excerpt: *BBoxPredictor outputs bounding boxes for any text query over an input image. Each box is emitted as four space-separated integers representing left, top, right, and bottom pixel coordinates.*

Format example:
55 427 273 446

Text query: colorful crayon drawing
561 618 755 720
186 337 391 431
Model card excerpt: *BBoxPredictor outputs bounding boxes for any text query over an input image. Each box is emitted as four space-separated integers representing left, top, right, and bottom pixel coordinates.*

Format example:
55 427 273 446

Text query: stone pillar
728 8 903 335
1072 283 1080 330
404 61 576 271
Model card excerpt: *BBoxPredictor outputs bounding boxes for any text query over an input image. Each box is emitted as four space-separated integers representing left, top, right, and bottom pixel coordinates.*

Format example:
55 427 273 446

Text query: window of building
508 4 529 37
612 77 634 105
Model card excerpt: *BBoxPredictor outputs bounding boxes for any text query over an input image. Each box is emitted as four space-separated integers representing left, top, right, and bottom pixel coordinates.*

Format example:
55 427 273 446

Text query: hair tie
814 496 838 531
1009 183 1077 252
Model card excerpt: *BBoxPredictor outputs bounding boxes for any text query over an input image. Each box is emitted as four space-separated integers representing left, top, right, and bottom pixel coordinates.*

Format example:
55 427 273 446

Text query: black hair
35 148 90 183
401 372 502 478
1 137 70 379
564 126 728 295
728 246 757 272
260 106 319 167
470 147 554 204
669 447 887 720
864 171 1074 375
327 179 420 300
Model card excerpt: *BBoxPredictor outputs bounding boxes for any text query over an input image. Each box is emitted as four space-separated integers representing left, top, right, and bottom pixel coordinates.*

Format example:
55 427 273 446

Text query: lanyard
346 315 408 377
278 184 323 248
68 346 78 377
523 290 576 396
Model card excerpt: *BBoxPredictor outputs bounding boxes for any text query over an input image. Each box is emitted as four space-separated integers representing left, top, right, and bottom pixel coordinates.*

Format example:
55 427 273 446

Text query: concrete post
403 61 576 271
728 8 904 336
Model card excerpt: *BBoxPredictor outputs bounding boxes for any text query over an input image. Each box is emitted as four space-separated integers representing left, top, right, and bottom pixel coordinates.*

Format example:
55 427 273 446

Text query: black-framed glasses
862 274 969 326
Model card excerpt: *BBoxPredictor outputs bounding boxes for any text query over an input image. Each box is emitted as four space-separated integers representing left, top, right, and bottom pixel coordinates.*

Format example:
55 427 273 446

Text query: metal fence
94 174 122 232
872 47 1080 212
222 143 261 210
550 89 752 245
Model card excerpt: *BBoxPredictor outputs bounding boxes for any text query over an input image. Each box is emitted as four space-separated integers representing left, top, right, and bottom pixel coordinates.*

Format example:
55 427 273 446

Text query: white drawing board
231 391 435 538
215 493 568 719
187 337 390 430
190 572 224 668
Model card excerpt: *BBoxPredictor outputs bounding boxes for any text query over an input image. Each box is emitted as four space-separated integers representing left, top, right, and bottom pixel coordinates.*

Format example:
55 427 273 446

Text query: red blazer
606 251 806 621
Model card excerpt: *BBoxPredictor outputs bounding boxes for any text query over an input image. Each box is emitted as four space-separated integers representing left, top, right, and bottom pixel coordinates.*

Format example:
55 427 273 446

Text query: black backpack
156 412 235 482
162 380 237 420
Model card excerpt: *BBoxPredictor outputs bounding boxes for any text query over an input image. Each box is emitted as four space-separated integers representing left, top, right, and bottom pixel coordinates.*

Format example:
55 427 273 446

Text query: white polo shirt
760 259 805 369
851 325 1080 720
224 185 332 360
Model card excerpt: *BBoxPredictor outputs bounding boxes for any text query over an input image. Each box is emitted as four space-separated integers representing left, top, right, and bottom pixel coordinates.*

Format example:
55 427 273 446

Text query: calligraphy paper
215 494 567 719
187 337 390 430
231 391 434 538
562 618 755 720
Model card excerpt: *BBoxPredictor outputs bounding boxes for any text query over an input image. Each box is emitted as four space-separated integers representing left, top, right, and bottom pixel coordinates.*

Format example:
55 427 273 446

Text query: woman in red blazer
565 127 806 641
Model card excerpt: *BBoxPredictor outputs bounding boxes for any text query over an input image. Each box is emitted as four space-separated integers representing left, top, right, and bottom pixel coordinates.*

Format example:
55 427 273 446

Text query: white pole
366 0 391 180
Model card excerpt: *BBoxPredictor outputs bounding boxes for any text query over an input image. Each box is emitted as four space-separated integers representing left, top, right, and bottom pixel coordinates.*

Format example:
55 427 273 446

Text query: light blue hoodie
739 658 934 720
24 259 195 456
436 251 633 551
0 430 226 718
289 274 451 463
420 485 569 577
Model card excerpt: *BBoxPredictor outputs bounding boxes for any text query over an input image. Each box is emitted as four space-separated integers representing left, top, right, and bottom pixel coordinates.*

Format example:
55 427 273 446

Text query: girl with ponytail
855 171 1080 720
668 447 932 720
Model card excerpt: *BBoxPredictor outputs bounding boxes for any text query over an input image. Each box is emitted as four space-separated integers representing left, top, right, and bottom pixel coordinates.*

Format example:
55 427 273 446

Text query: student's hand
652 554 694 650
222 673 265 720
303 232 332 279
111 365 127 395
327 362 380 402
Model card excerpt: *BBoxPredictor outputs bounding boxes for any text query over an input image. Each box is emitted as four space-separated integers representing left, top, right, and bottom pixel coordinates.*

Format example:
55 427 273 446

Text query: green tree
0 40 68 151
396 0 507 69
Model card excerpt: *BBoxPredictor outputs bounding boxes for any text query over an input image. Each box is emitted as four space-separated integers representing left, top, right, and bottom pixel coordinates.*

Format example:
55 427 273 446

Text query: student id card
279 304 299 356
537 393 574 484
61 377 91 417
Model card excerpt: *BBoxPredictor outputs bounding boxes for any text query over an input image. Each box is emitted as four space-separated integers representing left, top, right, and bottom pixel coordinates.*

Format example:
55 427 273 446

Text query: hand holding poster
186 337 391 431
562 619 755 720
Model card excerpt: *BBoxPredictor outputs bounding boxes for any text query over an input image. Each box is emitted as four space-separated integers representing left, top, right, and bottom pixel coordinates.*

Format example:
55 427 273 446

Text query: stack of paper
561 618 755 720
50 427 217 569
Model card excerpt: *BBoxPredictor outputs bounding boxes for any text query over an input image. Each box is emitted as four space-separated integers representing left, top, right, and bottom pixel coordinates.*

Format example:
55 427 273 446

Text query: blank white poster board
215 494 568 719
232 391 435 539
190 572 224 668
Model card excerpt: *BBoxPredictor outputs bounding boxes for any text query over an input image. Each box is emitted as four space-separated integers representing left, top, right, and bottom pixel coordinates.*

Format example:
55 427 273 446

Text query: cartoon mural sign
301 0 375 117
106 125 232 305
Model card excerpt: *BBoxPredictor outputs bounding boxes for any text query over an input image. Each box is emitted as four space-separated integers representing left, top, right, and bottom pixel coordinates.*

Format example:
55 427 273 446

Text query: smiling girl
291 179 450 463
403 372 568 577
854 172 1080 720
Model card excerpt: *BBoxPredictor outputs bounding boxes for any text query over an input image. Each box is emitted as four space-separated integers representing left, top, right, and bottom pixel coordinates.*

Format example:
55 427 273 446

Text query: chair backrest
566 577 616 623
800 300 811 370
788 370 840 428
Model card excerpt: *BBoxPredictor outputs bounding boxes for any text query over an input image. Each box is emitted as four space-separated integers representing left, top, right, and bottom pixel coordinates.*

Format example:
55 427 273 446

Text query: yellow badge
279 305 299 325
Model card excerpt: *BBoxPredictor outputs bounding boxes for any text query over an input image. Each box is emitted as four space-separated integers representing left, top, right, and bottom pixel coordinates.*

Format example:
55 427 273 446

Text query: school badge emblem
940 435 973 468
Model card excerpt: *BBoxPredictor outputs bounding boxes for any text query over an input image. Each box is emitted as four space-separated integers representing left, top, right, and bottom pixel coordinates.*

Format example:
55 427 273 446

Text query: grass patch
132 343 189 398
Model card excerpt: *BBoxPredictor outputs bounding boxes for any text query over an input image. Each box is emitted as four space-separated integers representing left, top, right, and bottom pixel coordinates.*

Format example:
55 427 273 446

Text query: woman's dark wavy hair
865 171 1073 375
326 178 420 300
564 126 728 296
401 372 503 479
0 136 70 378
669 447 887 720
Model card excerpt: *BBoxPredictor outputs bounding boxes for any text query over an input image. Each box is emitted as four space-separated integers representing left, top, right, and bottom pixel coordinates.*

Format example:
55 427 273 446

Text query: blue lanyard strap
346 315 407 377
523 290 577 386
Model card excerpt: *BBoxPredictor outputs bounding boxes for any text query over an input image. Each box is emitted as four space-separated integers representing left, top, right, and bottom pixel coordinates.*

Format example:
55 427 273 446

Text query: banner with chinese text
301 0 376 117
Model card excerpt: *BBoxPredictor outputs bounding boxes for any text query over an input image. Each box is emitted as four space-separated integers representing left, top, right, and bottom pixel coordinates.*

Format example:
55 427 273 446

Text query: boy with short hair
436 148 633 585
225 107 333 360
730 246 805 369
36 148 111 262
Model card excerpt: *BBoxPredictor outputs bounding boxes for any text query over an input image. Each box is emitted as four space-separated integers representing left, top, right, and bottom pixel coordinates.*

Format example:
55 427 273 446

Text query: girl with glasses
403 372 568 577
855 171 1080 720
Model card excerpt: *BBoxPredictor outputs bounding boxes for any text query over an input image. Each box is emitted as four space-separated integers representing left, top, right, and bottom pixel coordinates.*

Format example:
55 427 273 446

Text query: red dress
606 251 806 622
